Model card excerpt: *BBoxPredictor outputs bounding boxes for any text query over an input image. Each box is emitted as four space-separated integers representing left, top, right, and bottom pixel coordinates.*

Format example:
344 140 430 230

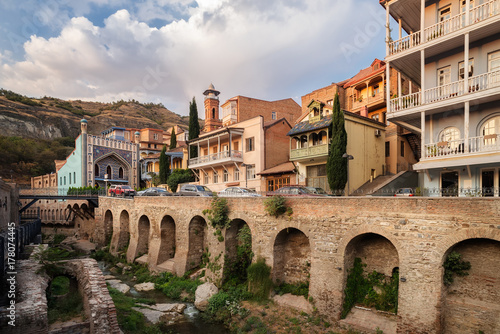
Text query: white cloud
0 0 386 115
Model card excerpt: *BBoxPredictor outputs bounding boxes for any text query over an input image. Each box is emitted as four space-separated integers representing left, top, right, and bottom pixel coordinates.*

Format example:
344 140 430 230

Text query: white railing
424 13 464 42
389 91 421 113
470 0 500 24
189 150 243 165
424 80 465 104
468 69 500 92
424 139 465 158
388 31 421 56
469 134 500 153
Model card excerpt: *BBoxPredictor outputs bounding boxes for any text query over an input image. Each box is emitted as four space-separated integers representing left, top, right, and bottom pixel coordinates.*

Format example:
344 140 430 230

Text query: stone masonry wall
96 196 500 334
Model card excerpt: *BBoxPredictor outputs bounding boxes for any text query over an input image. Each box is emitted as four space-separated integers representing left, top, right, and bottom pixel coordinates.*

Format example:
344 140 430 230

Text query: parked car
137 187 172 196
270 185 326 197
218 187 262 197
109 185 136 197
394 188 415 197
175 184 214 197
305 187 329 195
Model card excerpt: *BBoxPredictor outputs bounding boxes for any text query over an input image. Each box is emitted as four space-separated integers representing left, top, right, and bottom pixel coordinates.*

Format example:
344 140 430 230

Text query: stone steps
157 259 176 273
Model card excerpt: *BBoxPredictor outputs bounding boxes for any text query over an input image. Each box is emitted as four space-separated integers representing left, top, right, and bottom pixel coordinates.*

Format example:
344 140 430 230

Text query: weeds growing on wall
443 251 471 286
264 195 293 218
203 195 231 242
223 224 254 286
275 281 309 298
247 258 273 301
341 258 399 318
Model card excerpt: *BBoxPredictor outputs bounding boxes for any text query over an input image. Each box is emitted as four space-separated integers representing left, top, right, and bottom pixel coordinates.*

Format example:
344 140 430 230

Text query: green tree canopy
188 97 200 158
326 93 348 194
169 127 177 149
159 145 170 184
166 169 195 192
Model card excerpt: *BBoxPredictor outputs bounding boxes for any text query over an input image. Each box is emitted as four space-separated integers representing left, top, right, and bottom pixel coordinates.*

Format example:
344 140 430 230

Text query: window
69 173 71 184
327 99 333 106
246 137 255 152
153 133 158 140
458 58 474 79
400 140 405 157
213 171 219 184
488 50 500 72
439 127 462 151
95 164 99 177
234 141 239 151
234 168 240 181
267 176 291 191
438 66 451 97
203 173 209 185
107 166 112 178
64 176 66 185
385 142 390 157
372 114 380 122
74 172 76 184
373 85 380 95
246 165 256 180
271 111 277 120
440 6 451 32
223 170 229 182
119 167 124 179
482 116 500 145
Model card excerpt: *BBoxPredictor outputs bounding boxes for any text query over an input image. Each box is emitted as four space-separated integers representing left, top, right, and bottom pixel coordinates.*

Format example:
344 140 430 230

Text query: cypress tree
326 93 348 194
170 127 177 149
188 97 200 158
159 145 170 184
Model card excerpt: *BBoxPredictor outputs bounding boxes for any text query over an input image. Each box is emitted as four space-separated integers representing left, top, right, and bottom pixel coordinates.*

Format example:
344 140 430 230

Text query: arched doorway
187 216 207 271
441 238 500 333
273 228 310 284
224 219 252 284
157 215 176 265
342 233 399 318
103 210 113 244
117 210 130 251
136 215 150 259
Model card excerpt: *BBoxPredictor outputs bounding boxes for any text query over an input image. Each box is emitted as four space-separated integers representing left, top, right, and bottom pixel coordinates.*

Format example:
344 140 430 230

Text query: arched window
312 133 319 146
212 108 216 119
439 127 461 151
107 165 112 178
300 135 308 148
481 115 500 146
119 167 124 179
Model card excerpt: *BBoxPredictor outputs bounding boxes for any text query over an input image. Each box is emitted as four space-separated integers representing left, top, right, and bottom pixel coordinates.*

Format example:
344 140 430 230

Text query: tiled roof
343 59 385 88
257 162 296 176
287 114 332 136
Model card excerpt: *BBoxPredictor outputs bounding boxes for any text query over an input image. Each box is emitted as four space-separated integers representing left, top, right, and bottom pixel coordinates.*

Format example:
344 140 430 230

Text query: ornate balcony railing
290 144 329 160
423 135 499 159
189 150 243 166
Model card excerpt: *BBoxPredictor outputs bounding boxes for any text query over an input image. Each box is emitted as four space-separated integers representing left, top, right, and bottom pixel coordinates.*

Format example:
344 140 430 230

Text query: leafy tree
159 145 170 184
326 93 348 194
188 97 200 158
166 168 195 192
169 127 177 149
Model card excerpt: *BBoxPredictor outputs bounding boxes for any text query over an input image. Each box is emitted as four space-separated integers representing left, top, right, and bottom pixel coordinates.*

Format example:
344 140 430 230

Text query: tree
166 169 195 192
326 93 348 194
159 145 170 184
169 127 177 149
188 97 200 158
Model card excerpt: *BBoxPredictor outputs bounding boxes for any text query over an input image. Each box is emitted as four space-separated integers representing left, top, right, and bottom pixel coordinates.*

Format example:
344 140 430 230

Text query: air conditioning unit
375 129 381 137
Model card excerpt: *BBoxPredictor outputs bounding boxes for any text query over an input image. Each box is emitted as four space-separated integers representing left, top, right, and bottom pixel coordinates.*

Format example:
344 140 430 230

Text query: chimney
361 106 368 118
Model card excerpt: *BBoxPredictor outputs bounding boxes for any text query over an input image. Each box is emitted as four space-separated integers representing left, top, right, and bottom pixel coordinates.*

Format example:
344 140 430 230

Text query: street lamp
342 153 354 196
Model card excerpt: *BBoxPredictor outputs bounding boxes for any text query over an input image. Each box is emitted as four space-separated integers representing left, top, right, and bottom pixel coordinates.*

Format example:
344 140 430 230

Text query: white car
218 187 261 197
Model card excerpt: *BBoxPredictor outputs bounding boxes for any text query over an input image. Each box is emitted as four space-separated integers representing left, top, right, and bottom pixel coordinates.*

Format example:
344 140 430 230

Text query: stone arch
272 227 311 284
439 230 500 334
117 210 130 251
157 215 176 265
224 219 252 283
103 210 113 244
136 215 150 259
187 215 208 271
342 232 400 315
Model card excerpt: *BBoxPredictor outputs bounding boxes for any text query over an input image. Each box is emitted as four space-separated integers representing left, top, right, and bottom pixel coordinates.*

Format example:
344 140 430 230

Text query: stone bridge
93 196 500 334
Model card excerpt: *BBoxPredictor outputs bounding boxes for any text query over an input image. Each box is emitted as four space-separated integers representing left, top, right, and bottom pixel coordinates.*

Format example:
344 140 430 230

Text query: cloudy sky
0 0 388 116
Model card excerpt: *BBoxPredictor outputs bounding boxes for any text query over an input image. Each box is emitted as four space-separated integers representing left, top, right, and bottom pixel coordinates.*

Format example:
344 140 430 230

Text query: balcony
352 91 385 111
389 69 500 114
388 0 500 56
423 134 500 160
189 150 243 168
290 144 329 161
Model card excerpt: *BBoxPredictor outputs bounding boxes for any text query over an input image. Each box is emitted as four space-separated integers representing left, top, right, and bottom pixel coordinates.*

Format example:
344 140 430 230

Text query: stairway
404 133 421 161
352 172 406 196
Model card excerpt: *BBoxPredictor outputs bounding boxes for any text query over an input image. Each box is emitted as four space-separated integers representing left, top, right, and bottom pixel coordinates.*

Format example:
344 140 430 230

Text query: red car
109 185 136 197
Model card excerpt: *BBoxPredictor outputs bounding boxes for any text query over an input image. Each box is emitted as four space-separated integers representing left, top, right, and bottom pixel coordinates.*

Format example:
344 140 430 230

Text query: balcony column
398 72 402 97
421 49 426 101
398 19 402 40
386 62 391 113
464 33 470 94
386 1 390 56
229 131 232 157
366 82 369 104
217 136 220 158
421 111 426 159
420 0 425 33
464 101 470 153
465 0 470 26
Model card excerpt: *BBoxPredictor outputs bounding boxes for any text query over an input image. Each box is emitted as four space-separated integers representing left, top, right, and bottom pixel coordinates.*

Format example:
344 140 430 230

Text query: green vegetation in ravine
443 251 471 286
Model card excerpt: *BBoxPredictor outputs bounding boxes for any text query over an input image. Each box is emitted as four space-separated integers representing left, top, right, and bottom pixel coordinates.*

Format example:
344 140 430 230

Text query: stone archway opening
187 216 207 271
224 219 252 284
157 215 176 265
272 228 310 285
136 215 150 260
341 233 399 319
103 210 113 245
441 238 500 334
117 210 130 252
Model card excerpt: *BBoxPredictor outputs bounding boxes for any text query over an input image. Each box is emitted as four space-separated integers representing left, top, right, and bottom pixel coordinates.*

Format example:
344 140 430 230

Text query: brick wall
97 196 500 334
237 97 302 125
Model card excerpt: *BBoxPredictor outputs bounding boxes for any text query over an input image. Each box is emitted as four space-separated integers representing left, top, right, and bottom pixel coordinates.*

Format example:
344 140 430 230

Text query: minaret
203 83 222 132
80 118 88 134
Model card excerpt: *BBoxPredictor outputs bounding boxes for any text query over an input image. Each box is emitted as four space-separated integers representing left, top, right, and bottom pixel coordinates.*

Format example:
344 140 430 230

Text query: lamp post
342 153 354 196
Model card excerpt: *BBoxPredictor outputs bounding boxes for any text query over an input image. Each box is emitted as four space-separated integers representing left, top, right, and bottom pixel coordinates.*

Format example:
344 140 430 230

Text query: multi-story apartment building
383 0 500 196
188 84 302 192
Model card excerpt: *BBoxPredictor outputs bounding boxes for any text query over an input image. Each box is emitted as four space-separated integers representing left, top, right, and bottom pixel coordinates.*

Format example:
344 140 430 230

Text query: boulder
106 279 130 294
194 282 218 311
159 312 185 325
272 293 313 314
104 275 115 280
132 307 164 324
134 282 155 291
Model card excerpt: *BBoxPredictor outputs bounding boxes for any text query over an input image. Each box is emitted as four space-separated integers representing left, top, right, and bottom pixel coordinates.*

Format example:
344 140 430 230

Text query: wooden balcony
290 144 329 161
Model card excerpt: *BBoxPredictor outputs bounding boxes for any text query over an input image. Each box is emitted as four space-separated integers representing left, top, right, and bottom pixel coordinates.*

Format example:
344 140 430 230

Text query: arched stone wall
103 210 113 244
186 215 207 271
273 228 310 284
136 215 150 259
157 215 176 265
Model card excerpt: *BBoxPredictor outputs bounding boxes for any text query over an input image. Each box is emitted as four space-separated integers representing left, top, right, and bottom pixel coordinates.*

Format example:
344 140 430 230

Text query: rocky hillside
0 91 194 140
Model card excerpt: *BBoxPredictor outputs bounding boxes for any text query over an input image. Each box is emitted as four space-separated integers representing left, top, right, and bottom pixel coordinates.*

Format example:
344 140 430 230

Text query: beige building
188 84 302 192
288 99 386 194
